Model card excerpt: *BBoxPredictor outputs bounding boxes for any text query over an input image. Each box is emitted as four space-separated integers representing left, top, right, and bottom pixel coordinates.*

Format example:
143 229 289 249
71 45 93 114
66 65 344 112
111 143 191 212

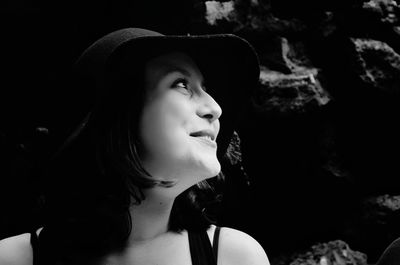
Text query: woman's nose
197 91 222 123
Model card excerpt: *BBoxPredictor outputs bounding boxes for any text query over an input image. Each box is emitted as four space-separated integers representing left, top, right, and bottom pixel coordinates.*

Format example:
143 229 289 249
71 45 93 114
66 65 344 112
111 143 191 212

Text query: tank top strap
212 226 221 263
30 230 40 265
188 228 218 265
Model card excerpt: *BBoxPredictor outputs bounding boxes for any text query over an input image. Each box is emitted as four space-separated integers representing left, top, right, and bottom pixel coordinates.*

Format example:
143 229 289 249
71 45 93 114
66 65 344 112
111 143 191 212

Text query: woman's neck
127 188 176 243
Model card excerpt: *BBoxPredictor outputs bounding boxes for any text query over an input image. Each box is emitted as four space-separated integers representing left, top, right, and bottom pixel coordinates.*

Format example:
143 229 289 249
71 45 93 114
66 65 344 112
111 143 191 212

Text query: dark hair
38 48 223 264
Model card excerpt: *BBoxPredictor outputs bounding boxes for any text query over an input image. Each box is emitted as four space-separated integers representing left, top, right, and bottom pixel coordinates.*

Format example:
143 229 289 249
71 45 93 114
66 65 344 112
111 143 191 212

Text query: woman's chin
185 156 221 181
201 159 221 179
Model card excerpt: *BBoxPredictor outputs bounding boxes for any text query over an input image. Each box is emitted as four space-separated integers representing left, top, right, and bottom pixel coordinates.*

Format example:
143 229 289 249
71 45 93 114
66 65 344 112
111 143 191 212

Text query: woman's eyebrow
162 65 192 77
160 64 206 89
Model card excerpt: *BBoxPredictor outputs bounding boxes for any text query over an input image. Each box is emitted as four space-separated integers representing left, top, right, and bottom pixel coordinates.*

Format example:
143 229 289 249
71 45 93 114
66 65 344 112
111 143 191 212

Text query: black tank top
30 227 221 265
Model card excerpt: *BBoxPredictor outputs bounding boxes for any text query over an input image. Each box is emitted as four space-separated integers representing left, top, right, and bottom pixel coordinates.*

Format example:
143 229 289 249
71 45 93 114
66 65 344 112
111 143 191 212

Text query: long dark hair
37 48 223 264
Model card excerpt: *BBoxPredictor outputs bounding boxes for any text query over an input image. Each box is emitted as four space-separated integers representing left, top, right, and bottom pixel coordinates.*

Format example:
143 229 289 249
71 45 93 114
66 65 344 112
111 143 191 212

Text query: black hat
61 28 260 160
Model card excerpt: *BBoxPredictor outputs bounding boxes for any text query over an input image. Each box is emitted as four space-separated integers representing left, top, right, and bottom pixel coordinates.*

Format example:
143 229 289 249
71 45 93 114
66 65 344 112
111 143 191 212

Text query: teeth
199 135 212 141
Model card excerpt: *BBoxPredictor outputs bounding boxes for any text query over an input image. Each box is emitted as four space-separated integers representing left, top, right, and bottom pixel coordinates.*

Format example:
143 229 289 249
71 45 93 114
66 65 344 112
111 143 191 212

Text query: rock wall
207 0 400 263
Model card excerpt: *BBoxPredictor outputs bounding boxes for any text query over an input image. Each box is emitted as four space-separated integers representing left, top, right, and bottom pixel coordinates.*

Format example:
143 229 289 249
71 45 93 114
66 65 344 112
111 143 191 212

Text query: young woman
0 28 269 265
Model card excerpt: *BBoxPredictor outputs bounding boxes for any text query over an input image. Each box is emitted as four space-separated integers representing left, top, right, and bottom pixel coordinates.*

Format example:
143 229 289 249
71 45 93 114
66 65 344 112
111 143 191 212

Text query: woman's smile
191 134 217 148
189 129 217 148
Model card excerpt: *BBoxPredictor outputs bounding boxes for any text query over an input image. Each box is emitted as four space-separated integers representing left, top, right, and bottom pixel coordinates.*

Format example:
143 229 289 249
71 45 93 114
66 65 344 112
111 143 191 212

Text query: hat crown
88 28 163 53
75 28 163 80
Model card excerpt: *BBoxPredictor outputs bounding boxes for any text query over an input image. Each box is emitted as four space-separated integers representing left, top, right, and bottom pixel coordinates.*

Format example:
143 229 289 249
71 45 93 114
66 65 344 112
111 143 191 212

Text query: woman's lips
192 135 217 148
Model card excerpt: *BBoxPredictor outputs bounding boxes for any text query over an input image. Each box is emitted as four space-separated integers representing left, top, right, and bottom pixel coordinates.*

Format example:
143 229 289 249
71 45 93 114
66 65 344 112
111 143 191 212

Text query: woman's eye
172 78 191 94
172 78 188 89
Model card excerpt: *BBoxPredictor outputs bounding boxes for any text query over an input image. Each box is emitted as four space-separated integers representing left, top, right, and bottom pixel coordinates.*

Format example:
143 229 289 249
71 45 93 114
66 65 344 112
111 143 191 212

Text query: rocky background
1 0 400 264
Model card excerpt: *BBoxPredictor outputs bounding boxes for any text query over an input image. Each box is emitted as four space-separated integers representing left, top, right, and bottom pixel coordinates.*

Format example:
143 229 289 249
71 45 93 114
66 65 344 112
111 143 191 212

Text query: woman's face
139 51 222 191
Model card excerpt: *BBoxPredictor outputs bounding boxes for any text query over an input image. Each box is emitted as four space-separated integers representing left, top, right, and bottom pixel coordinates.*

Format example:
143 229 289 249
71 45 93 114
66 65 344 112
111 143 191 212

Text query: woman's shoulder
376 237 400 265
0 233 33 265
209 225 270 265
